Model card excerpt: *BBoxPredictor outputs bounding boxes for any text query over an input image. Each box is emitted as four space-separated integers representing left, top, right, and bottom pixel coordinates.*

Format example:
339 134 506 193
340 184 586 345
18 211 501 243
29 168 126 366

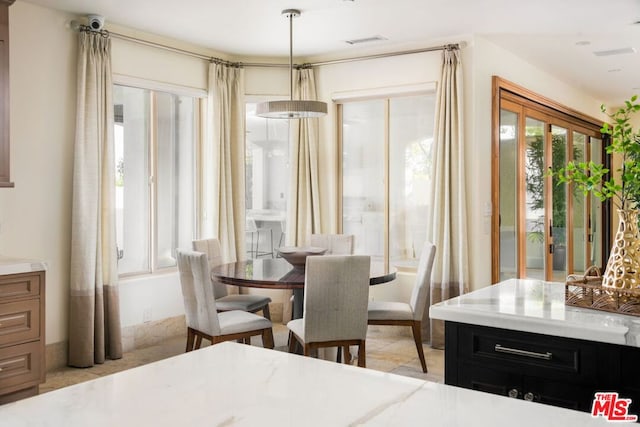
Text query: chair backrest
409 242 437 320
192 238 227 299
176 250 221 336
246 217 258 233
309 234 354 255
303 255 370 343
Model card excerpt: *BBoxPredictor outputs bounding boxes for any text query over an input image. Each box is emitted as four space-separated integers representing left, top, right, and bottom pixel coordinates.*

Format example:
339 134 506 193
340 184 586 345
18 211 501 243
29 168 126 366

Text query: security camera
87 14 105 31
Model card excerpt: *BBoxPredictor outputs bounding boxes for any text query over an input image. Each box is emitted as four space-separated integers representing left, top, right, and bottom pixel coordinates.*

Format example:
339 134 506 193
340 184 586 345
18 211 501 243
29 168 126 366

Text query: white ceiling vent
593 47 637 57
345 35 387 45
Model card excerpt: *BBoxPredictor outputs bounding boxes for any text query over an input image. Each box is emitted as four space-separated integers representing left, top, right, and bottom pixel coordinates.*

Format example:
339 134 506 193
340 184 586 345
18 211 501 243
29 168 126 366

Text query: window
114 85 199 276
244 98 289 258
339 93 436 269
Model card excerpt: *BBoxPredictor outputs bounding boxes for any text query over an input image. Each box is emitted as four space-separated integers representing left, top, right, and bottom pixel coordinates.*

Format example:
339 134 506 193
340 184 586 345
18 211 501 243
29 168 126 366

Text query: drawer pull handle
494 344 553 360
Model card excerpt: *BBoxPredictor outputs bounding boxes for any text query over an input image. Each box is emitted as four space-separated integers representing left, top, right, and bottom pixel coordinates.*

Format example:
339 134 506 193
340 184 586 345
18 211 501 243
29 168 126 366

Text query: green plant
527 132 580 246
553 96 640 211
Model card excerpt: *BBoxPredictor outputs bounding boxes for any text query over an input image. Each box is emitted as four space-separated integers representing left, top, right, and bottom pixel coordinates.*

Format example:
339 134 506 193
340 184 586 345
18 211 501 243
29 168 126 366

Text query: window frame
113 77 205 278
336 88 437 272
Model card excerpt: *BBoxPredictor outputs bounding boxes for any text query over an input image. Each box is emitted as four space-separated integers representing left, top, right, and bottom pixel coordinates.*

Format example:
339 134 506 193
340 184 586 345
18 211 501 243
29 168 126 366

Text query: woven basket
565 266 640 317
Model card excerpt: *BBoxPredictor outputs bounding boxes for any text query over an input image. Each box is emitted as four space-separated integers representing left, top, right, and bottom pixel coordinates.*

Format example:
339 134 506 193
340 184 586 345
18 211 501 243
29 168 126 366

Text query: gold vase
602 209 640 290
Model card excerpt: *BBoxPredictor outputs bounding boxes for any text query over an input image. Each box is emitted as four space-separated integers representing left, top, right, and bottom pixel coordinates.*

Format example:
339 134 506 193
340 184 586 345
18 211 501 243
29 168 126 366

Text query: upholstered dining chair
367 241 436 373
287 255 371 367
177 250 275 352
192 238 272 320
309 233 354 255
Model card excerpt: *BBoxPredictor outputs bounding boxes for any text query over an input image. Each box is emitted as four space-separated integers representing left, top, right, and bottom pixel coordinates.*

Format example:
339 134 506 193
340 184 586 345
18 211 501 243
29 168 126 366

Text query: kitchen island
430 279 640 414
0 341 609 426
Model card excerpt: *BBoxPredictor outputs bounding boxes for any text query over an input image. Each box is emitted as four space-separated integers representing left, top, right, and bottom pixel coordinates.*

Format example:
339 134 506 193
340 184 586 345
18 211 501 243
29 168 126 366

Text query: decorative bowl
277 246 327 270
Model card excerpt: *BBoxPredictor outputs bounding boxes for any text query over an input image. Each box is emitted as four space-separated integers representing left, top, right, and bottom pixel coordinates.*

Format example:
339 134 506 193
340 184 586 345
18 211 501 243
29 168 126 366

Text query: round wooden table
211 258 396 319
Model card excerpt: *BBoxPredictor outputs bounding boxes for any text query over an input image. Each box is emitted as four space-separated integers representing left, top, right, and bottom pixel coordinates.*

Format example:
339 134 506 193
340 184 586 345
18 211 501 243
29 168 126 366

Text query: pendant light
256 9 327 119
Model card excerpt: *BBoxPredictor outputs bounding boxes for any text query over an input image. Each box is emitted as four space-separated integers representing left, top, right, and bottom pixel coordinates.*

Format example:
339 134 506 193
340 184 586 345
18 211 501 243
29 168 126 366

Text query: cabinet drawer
0 273 41 301
0 299 40 347
458 324 596 381
0 341 42 392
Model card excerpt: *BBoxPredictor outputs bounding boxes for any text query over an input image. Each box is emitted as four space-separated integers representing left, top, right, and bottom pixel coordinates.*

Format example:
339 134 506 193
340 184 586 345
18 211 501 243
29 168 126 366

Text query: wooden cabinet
0 270 45 404
445 321 640 413
0 0 14 187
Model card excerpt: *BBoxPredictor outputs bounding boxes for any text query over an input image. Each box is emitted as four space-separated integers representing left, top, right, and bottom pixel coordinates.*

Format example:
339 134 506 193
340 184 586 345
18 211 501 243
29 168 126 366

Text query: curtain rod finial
68 20 81 31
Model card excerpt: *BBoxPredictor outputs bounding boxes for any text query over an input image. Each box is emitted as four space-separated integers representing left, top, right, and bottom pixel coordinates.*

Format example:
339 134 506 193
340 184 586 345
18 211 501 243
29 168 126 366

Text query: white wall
0 2 77 344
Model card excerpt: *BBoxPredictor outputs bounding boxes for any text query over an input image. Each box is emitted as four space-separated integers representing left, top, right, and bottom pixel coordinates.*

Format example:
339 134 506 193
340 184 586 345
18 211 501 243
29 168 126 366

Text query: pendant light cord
289 12 294 102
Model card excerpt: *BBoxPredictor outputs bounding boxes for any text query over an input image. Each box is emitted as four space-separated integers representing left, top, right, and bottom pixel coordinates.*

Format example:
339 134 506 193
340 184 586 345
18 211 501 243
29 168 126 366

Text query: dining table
211 257 396 319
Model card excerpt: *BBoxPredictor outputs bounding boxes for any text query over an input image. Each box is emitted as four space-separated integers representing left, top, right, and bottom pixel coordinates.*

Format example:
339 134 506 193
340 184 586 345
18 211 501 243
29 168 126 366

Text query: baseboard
46 303 284 371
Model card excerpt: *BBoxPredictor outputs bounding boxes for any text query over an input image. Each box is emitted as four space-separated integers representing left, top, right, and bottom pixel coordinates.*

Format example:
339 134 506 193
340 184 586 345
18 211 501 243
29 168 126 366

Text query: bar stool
246 217 274 258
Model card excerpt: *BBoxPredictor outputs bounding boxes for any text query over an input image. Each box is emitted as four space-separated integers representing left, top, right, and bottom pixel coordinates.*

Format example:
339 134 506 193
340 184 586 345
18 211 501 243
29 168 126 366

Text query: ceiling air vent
345 35 387 45
593 47 636 57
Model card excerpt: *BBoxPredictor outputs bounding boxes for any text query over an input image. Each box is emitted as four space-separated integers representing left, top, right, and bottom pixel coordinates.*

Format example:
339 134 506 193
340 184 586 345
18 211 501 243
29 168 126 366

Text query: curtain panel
204 63 246 263
69 31 122 367
425 47 469 349
282 67 323 322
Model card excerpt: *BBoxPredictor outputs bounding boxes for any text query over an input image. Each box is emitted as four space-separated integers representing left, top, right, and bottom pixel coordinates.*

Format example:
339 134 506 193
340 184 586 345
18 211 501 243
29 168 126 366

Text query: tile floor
40 323 444 393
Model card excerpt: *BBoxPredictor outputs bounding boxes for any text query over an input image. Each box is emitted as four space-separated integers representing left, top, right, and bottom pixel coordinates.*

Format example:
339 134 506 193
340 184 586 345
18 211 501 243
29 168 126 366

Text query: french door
493 80 606 283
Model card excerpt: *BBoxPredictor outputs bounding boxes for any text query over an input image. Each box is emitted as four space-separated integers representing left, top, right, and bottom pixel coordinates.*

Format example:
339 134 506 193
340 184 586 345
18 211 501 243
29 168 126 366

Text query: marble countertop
430 278 640 347
0 256 46 275
0 342 608 426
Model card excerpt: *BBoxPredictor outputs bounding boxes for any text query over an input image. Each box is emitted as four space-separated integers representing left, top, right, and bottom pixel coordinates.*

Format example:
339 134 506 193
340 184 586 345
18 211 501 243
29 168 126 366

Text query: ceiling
24 0 640 105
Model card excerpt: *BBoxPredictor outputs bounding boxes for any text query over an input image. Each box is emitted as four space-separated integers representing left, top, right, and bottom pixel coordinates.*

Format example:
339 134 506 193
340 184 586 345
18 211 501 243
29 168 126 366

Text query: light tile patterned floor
40 323 444 393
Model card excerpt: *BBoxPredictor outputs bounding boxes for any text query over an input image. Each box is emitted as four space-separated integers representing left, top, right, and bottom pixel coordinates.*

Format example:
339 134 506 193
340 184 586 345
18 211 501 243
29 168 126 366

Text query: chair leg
195 335 203 350
287 331 297 353
342 346 351 364
186 328 195 352
357 341 366 368
411 321 428 373
262 328 275 349
262 303 271 320
303 344 311 357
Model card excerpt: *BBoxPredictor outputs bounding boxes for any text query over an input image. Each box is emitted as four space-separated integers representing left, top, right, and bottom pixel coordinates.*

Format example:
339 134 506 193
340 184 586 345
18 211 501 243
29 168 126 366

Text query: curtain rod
77 24 460 68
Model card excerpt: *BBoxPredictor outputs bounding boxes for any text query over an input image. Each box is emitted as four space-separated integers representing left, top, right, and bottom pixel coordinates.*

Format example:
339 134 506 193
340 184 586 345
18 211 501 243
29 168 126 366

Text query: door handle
495 344 553 361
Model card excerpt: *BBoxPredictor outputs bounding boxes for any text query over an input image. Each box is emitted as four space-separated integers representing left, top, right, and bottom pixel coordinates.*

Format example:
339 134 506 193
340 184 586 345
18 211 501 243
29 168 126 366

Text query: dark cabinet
445 322 640 414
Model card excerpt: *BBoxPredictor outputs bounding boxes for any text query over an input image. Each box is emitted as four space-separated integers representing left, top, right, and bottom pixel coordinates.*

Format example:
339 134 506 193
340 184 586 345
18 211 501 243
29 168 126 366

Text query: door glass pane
389 95 435 269
245 101 289 258
590 137 603 268
342 100 385 261
523 117 547 279
500 109 518 280
524 117 546 280
114 86 150 275
572 132 587 274
156 93 196 269
551 125 568 281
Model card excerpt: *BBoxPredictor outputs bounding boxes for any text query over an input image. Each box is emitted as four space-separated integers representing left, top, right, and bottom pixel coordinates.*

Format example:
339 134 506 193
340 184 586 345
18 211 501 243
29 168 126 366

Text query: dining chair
246 217 274 258
367 241 436 373
309 233 354 255
192 238 272 320
176 250 275 351
287 255 371 367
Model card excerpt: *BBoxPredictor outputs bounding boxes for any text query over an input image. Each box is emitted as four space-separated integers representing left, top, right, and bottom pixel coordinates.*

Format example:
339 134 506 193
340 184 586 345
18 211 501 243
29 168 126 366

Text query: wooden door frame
491 76 605 284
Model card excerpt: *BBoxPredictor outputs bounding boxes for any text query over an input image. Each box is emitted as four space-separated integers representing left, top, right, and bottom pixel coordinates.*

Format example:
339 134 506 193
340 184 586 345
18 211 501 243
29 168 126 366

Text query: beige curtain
68 31 122 367
283 67 322 321
204 62 246 263
425 46 469 349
